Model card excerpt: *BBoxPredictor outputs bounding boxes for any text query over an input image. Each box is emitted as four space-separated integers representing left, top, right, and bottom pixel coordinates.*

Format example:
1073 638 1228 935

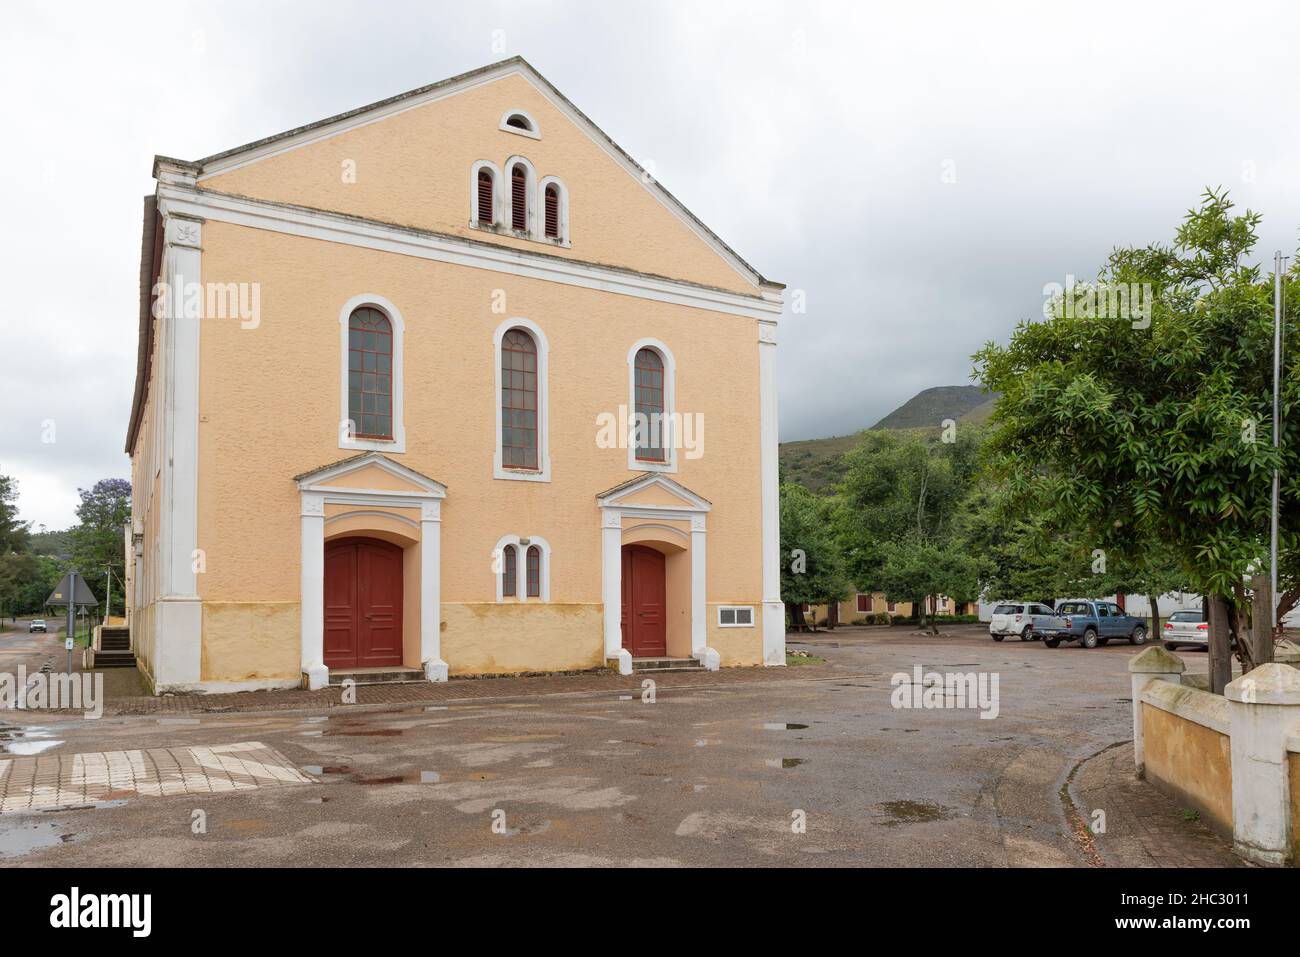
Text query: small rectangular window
718 605 754 628
856 594 870 613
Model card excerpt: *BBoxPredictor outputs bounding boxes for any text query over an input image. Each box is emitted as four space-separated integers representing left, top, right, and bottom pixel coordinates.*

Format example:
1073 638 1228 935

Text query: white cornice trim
157 185 782 321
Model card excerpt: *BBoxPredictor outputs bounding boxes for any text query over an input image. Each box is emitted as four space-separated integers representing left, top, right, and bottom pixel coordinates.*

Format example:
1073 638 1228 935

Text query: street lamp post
1272 250 1288 636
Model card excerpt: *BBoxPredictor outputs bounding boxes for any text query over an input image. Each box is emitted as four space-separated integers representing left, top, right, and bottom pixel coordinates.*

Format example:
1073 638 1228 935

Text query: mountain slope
870 385 993 430
779 386 998 493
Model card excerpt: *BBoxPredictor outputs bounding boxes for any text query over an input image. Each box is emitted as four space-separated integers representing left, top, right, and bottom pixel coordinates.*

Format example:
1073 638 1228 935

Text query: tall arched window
477 168 495 226
526 545 541 598
348 307 393 440
633 347 666 462
502 544 517 597
511 164 528 231
501 328 538 470
544 184 560 239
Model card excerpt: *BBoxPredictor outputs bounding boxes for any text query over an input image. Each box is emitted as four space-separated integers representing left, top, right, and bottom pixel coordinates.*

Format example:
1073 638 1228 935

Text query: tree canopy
974 190 1298 626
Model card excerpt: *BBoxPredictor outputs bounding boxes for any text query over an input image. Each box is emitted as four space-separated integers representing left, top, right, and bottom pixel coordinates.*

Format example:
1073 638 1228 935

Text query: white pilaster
153 212 204 689
1225 664 1300 866
602 511 623 659
300 493 328 690
421 500 447 681
689 513 718 670
758 319 785 666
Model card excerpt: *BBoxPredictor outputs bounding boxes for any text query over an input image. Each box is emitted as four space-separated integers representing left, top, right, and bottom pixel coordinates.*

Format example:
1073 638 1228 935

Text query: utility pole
1271 250 1288 636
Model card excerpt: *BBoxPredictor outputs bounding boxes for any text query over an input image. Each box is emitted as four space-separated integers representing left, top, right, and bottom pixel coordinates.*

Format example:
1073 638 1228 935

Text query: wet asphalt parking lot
0 626 1200 867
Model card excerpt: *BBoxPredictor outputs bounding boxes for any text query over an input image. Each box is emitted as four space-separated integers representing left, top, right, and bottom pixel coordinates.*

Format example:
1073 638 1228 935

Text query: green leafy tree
836 428 986 631
780 482 849 629
69 478 131 616
974 189 1298 681
0 473 34 622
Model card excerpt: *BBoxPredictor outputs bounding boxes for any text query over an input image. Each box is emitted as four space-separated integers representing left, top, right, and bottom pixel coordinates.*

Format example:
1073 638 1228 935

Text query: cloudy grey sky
3 0 1299 529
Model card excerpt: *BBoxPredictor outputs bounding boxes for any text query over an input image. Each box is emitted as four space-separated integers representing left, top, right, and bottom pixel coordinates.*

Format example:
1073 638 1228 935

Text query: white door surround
295 452 447 689
596 473 717 674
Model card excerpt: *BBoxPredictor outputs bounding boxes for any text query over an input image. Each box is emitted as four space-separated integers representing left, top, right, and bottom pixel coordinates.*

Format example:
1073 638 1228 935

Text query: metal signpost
45 571 99 674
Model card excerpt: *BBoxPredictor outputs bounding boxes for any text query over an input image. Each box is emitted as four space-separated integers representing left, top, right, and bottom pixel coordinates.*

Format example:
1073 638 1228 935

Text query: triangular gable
295 452 446 497
597 472 710 511
166 58 777 294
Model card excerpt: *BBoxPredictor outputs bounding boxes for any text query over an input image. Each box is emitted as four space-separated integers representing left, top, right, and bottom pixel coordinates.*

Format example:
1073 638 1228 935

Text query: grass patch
786 652 826 666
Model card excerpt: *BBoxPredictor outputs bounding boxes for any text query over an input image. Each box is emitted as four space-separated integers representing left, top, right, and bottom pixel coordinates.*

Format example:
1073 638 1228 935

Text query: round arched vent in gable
499 109 540 139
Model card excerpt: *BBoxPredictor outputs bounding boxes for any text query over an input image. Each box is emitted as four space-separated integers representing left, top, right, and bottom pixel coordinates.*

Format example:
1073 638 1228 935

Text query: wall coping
1142 679 1231 735
1225 663 1300 705
1129 645 1186 674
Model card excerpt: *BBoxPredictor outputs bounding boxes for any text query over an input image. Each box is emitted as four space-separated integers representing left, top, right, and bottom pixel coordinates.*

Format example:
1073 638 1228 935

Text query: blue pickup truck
1040 599 1149 649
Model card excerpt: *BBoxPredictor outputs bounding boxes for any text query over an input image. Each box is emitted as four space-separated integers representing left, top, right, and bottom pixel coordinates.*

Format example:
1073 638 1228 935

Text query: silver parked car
1162 609 1208 650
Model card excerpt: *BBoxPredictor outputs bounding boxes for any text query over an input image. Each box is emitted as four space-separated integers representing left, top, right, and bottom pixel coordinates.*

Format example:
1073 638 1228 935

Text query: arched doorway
621 544 666 657
324 537 404 669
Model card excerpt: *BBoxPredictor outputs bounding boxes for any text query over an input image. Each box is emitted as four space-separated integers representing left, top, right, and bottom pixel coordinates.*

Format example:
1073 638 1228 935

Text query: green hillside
780 386 999 493
870 385 993 430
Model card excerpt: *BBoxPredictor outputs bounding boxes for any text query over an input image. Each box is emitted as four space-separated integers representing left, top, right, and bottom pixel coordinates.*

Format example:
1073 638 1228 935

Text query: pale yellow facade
126 58 784 692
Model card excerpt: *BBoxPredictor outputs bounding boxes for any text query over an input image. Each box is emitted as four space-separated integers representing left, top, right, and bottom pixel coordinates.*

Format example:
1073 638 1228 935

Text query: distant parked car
28 619 47 633
1163 610 1209 650
1041 600 1148 648
988 602 1055 641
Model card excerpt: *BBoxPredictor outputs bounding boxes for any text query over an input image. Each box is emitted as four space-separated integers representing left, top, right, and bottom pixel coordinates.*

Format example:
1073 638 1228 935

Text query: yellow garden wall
1141 702 1233 836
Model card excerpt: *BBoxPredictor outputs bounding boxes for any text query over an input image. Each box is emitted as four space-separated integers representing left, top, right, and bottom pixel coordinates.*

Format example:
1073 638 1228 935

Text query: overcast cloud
3 0 1298 529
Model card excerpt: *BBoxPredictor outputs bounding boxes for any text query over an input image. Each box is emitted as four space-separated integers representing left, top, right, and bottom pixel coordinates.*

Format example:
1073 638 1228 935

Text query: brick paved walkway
101 664 853 717
0 742 313 813
1069 741 1244 867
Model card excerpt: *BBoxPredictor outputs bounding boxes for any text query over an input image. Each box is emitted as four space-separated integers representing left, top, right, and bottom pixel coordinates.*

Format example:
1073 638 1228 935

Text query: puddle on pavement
763 722 809 731
323 728 404 737
302 764 351 777
877 800 955 826
0 820 82 858
0 725 63 756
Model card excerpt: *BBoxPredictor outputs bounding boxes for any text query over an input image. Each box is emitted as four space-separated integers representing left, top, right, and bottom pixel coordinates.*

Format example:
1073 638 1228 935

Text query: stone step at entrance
631 657 705 673
327 667 427 686
86 649 137 669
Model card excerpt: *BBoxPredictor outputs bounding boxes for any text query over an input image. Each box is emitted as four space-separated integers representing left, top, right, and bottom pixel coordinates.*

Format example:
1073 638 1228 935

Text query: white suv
989 603 1054 642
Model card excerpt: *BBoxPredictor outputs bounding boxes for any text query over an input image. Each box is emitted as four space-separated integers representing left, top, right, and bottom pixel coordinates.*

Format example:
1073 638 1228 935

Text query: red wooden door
323 538 404 669
621 545 667 657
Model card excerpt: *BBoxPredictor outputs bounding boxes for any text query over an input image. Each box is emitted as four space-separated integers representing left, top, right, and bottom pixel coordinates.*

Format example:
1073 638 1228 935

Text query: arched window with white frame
626 338 676 472
538 175 569 245
338 294 405 453
504 156 536 237
470 160 501 229
493 318 550 481
493 534 550 601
